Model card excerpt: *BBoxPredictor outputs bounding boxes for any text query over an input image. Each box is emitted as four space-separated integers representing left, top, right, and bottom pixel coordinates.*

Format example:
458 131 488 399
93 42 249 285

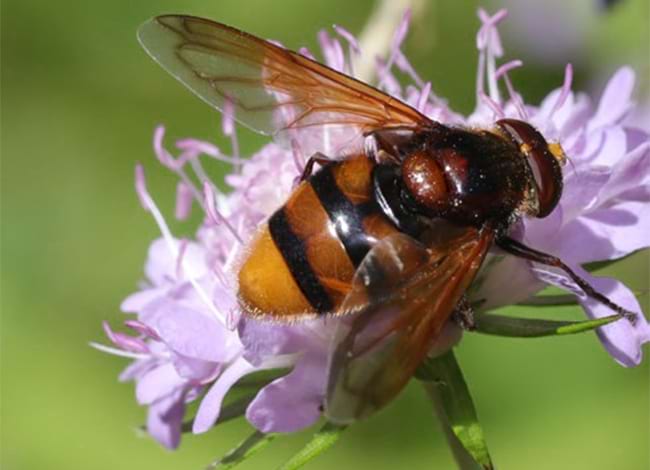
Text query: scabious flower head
96 8 650 448
465 9 650 367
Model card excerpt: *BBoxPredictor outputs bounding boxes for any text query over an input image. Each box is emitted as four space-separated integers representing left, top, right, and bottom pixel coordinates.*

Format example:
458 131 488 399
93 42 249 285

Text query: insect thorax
375 126 535 233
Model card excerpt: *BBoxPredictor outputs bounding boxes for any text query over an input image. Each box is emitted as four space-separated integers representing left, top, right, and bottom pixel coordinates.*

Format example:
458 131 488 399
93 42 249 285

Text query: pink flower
465 10 650 367
97 8 649 447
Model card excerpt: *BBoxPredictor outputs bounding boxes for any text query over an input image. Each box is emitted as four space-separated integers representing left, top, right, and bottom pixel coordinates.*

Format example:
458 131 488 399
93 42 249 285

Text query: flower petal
119 356 157 383
120 288 163 313
147 388 186 449
533 266 650 366
144 238 207 286
136 362 185 405
471 255 544 311
192 356 256 433
246 353 326 433
239 317 326 365
558 166 610 223
558 200 650 263
150 303 237 363
588 67 635 133
172 353 221 381
598 142 650 203
144 238 176 286
587 126 627 168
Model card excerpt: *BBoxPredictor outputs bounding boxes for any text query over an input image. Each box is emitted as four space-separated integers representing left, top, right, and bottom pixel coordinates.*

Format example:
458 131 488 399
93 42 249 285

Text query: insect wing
325 229 493 424
138 15 431 156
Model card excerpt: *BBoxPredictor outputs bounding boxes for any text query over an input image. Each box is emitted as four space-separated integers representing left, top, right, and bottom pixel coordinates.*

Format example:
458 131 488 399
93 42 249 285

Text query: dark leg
300 153 331 182
496 236 637 322
364 126 418 164
452 295 476 331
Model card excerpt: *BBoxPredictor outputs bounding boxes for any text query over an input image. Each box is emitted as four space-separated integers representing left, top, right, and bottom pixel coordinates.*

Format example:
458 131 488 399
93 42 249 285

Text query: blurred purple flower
96 7 649 447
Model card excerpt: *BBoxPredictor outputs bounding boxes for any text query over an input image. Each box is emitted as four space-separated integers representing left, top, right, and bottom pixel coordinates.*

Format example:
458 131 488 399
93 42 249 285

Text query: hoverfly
138 15 635 424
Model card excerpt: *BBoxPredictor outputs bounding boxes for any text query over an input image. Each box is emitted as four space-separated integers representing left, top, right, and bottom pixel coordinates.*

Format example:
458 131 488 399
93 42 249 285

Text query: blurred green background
2 0 649 469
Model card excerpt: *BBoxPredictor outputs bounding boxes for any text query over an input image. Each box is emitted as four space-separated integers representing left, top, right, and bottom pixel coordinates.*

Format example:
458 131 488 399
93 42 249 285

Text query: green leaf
584 252 636 272
233 368 291 390
517 294 578 306
181 368 290 434
417 351 493 470
473 312 623 338
277 422 347 470
181 393 256 434
206 430 276 470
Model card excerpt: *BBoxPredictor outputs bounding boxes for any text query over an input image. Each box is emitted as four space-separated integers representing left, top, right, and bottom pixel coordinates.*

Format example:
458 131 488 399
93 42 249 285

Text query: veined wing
138 15 431 155
325 228 494 423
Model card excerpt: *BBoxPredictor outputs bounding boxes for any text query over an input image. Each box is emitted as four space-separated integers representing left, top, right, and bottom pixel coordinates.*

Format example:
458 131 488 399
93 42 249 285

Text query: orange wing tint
138 15 430 147
325 228 494 423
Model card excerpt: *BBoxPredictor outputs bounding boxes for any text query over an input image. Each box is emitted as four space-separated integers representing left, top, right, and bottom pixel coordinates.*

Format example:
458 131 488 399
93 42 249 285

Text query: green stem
417 351 493 470
181 393 256 433
422 380 485 470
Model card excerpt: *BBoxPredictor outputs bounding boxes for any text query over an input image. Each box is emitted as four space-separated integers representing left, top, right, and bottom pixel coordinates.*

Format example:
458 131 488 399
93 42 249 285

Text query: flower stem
354 0 428 83
417 351 494 470
422 380 486 470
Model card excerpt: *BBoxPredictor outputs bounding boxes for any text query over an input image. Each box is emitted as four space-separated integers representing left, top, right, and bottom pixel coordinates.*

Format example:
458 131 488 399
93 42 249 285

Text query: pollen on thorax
548 142 568 166
519 142 532 155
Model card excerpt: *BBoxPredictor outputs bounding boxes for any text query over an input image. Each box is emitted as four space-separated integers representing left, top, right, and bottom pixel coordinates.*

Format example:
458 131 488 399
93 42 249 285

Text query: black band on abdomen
268 208 334 314
310 165 372 267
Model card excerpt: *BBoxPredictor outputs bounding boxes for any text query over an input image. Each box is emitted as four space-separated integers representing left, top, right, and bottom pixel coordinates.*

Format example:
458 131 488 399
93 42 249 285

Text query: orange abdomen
238 155 399 319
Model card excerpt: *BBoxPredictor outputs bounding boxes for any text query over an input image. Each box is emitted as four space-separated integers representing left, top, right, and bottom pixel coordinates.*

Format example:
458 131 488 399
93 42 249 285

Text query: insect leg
300 153 331 181
451 295 476 331
364 126 419 164
496 236 637 321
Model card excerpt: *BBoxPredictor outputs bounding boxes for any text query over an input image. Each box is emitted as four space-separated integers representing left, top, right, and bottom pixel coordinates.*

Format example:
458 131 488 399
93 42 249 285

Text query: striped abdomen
238 155 400 318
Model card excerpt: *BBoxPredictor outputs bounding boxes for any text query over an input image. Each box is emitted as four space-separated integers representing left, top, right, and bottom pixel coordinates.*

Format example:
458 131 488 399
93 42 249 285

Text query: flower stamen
203 182 244 245
478 91 505 118
136 165 226 324
90 341 150 359
124 319 162 341
549 63 574 120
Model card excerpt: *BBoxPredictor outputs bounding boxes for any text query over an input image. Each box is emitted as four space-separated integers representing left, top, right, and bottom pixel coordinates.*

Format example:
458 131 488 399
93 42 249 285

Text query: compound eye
496 119 564 218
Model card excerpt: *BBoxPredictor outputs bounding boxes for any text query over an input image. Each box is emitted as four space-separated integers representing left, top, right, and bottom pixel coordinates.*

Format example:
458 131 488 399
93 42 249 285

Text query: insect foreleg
364 126 420 164
496 236 637 321
299 153 331 182
451 295 476 331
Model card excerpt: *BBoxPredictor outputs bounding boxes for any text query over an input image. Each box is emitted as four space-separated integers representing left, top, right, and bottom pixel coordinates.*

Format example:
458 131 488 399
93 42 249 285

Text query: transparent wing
325 228 494 424
138 15 431 155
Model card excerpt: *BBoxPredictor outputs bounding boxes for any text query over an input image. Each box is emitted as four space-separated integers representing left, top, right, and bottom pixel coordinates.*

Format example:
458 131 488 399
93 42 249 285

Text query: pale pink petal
143 238 207 286
588 67 636 132
584 281 650 367
119 357 157 382
598 142 650 203
136 363 185 405
147 388 186 449
558 200 650 263
238 318 305 365
471 255 543 311
144 238 176 286
120 288 164 313
559 166 610 222
192 356 256 433
151 304 235 363
246 353 326 433
587 127 628 167
533 266 650 367
172 353 220 381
